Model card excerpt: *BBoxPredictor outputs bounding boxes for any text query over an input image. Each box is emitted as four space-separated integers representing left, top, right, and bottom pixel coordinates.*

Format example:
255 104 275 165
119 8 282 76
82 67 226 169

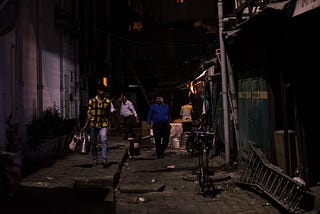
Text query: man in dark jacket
146 96 171 159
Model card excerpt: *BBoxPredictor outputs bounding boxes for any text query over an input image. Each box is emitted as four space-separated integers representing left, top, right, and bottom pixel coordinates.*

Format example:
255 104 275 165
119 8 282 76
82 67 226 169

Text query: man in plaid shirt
81 85 115 166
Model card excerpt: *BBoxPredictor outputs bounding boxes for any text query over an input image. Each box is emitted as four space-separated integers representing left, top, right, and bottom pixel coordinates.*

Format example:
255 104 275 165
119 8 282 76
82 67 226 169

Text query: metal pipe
218 0 230 164
36 0 43 113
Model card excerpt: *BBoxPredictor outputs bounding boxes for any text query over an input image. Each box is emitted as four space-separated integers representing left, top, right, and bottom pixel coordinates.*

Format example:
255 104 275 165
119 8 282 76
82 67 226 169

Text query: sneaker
92 159 98 165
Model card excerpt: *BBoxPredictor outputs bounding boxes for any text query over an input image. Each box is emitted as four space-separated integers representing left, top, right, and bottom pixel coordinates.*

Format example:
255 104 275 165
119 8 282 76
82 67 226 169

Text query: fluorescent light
128 84 138 88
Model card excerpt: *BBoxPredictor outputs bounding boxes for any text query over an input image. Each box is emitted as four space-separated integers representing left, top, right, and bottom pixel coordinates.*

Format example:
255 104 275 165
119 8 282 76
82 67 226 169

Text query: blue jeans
89 126 108 161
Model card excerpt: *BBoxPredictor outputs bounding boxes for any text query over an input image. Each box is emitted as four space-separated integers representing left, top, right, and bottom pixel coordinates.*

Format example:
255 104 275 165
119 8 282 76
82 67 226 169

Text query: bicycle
185 123 213 157
186 130 216 193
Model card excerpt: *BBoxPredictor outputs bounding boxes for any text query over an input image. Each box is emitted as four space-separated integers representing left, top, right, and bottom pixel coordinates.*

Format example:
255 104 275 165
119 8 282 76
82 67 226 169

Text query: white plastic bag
69 135 78 151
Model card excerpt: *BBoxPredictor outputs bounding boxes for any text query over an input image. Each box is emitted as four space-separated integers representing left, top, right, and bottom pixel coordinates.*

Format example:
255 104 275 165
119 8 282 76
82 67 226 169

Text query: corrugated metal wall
238 77 271 158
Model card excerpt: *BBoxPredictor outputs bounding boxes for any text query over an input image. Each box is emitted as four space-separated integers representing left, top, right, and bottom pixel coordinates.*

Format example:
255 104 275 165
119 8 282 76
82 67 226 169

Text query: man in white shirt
120 95 139 139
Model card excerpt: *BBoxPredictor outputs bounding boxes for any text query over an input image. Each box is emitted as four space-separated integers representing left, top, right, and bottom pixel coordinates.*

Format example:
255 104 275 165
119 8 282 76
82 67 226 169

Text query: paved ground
1 129 319 214
115 142 284 214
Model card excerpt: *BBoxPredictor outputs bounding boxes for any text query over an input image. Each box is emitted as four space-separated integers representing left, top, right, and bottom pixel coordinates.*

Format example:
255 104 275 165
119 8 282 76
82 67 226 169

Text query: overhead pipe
125 56 151 107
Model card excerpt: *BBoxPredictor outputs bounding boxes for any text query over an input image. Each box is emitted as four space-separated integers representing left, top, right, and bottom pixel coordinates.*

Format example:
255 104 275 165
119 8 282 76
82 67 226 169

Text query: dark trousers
153 123 171 157
123 115 136 138
182 121 192 133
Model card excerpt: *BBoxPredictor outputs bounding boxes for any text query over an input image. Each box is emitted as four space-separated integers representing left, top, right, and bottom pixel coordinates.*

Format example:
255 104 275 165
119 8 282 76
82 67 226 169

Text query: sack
69 135 79 151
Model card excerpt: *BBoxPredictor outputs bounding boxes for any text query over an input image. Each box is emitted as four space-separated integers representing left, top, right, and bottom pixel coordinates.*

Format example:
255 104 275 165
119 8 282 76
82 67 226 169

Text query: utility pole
218 0 230 164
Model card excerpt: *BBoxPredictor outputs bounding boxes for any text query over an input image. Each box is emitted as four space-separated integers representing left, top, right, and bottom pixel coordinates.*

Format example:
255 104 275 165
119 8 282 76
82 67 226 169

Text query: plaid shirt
87 95 112 128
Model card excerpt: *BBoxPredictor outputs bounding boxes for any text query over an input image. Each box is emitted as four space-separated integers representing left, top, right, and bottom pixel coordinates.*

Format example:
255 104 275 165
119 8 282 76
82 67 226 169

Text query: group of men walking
80 84 194 164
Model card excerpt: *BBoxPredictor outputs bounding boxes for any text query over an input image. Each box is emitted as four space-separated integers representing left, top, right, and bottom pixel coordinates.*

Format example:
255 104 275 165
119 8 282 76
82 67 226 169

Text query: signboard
293 0 320 17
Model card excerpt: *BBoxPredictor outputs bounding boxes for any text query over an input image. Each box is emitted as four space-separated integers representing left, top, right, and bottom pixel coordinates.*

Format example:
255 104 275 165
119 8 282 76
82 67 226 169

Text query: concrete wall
0 0 80 150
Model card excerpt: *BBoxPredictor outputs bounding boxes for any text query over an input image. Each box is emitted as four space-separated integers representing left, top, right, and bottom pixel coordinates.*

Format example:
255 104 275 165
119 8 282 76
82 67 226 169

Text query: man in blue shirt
146 96 171 159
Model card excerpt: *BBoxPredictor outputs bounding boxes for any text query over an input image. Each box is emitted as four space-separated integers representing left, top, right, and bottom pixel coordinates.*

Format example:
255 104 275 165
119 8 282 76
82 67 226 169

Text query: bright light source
133 21 143 32
128 84 138 88
103 77 108 87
